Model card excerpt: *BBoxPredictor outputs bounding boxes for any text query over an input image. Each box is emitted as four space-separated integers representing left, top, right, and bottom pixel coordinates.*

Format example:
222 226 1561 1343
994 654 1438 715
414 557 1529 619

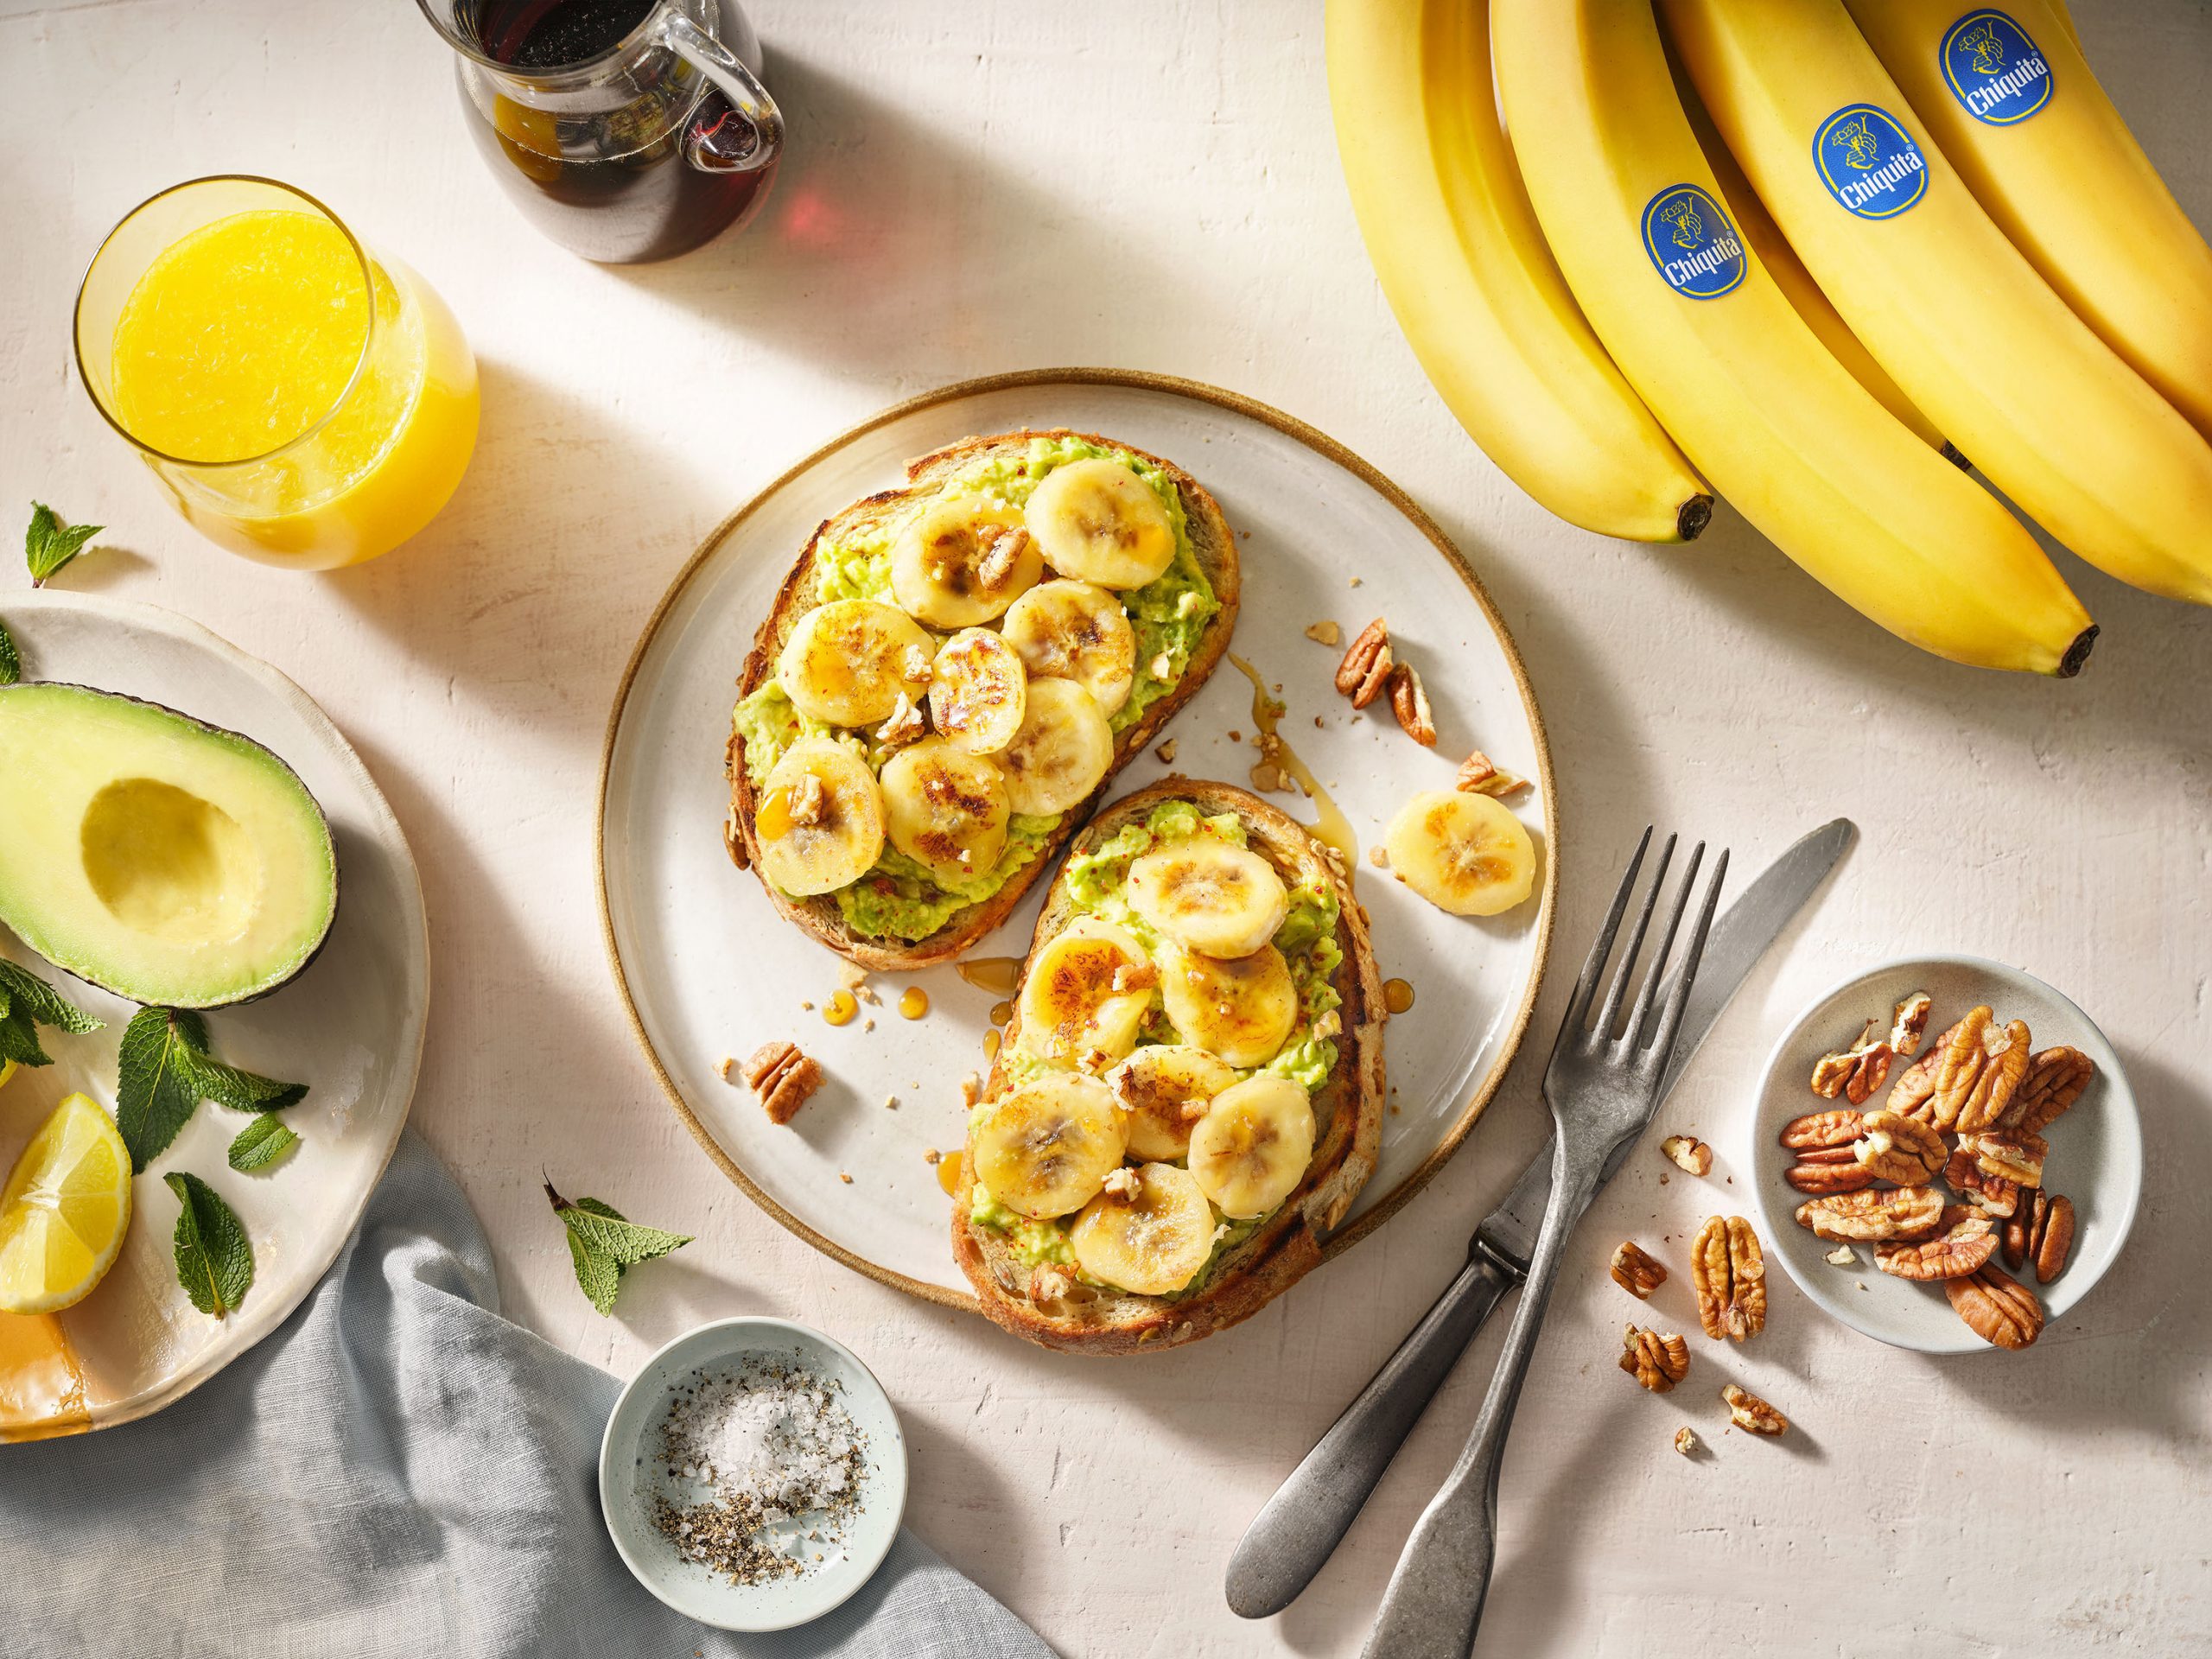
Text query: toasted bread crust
951 778 1386 1354
726 431 1242 971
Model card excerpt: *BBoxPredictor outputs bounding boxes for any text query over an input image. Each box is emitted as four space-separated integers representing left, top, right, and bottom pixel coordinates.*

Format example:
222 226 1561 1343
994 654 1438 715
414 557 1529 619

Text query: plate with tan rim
597 370 1555 1309
0 591 428 1437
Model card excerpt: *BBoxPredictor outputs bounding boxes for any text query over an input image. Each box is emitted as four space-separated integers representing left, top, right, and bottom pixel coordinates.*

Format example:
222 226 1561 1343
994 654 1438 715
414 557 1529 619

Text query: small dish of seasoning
599 1317 908 1630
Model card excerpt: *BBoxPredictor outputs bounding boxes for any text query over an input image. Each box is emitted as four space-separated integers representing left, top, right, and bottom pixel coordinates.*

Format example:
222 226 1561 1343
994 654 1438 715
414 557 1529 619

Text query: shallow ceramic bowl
1745 955 2141 1355
599 1317 907 1630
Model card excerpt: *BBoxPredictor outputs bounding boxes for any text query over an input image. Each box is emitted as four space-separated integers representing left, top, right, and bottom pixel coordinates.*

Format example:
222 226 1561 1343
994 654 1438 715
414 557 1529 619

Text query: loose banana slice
1024 458 1178 590
1188 1075 1316 1220
890 493 1043 627
777 600 936 728
754 738 887 897
879 736 1009 887
996 677 1114 817
1128 841 1290 960
1383 791 1537 917
1015 917 1156 1067
1068 1162 1218 1296
970 1073 1128 1219
1109 1044 1238 1161
926 628 1027 755
1158 943 1299 1069
1000 580 1137 715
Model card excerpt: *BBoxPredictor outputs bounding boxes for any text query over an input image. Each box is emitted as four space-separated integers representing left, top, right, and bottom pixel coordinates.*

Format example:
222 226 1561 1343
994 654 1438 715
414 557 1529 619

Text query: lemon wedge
0 1092 133 1314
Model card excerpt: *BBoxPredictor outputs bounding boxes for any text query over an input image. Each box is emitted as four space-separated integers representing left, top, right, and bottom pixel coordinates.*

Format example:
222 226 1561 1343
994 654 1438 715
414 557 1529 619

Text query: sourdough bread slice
727 430 1242 970
952 778 1386 1354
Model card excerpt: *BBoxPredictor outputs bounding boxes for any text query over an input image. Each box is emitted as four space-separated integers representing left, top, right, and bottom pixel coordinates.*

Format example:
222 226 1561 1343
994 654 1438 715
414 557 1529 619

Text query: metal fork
1361 830 1728 1659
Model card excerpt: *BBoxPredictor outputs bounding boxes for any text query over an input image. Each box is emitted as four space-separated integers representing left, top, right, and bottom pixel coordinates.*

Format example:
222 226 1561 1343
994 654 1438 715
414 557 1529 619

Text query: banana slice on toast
891 495 1042 627
1109 1044 1238 1161
1189 1076 1317 1219
1015 917 1155 1067
777 600 935 728
1128 840 1289 960
1069 1163 1218 1295
754 738 887 897
1024 457 1178 589
880 737 1008 886
971 1074 1129 1219
1001 580 1137 715
927 628 1027 755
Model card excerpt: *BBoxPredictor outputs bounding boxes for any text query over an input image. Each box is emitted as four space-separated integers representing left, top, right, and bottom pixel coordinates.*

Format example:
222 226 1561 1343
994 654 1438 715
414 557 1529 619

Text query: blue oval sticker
1641 184 1745 300
1813 104 1929 219
1941 10 2053 125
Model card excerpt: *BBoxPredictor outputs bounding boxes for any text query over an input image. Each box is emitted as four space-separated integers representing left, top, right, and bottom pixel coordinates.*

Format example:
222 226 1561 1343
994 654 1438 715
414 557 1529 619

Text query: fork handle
1360 1152 1602 1659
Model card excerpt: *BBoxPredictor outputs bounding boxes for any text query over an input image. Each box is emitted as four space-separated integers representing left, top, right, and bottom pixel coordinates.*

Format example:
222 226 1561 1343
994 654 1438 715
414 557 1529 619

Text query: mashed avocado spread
732 435 1221 941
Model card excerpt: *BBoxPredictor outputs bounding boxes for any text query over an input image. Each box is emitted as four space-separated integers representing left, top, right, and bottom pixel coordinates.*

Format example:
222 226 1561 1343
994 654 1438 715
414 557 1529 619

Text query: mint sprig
546 1182 692 1315
25 503 103 587
227 1116 299 1173
165 1172 253 1319
0 959 105 1069
117 1008 307 1171
0 617 17 684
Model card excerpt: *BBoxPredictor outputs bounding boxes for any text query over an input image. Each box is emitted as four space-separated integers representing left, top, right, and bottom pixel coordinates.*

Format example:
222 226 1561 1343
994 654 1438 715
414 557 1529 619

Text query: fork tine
1643 849 1731 1066
1591 834 1675 1041
1624 841 1705 1048
1564 827 1651 1035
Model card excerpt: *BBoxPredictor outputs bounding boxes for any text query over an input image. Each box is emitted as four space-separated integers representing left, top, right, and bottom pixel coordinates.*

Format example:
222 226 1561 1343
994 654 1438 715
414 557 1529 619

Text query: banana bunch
1332 0 2212 671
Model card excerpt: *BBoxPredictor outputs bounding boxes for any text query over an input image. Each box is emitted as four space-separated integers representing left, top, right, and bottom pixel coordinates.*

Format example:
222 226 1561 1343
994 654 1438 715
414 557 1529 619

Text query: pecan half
1454 750 1529 798
1795 1184 1945 1242
1875 1206 1998 1281
1885 1019 1966 1121
741 1039 823 1125
1946 1265 2044 1351
2004 1190 2076 1284
1387 662 1438 746
1853 1109 1948 1185
2003 1046 2094 1135
1810 1018 1895 1105
1780 1109 1862 1152
1334 619 1394 708
1786 1160 1877 1195
1943 1147 2020 1218
1889 992 1934 1058
1931 1009 2031 1133
1661 1135 1713 1177
1691 1216 1765 1341
1610 1241 1668 1300
1960 1128 2048 1189
1619 1325 1691 1393
1723 1383 1788 1436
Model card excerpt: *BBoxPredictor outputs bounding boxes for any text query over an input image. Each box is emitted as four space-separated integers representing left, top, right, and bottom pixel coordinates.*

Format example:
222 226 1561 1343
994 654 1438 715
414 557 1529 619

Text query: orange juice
79 180 479 569
0 1312 91 1441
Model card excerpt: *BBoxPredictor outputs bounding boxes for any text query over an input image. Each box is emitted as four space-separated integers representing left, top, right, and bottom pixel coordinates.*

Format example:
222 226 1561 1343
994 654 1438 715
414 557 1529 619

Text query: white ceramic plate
600 370 1555 1306
1745 955 2141 1354
0 590 428 1436
599 1317 907 1631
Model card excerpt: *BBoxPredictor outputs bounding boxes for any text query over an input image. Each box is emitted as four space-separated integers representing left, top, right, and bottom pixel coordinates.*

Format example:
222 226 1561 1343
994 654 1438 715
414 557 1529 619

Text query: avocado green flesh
0 683 338 1007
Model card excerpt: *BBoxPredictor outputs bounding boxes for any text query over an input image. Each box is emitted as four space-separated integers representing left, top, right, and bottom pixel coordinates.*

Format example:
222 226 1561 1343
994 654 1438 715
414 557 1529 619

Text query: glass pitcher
416 0 785 264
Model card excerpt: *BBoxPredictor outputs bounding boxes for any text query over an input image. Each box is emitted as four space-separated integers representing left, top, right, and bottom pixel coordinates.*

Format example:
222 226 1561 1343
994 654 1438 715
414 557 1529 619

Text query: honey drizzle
982 1028 1002 1062
1227 654 1358 870
936 1148 965 1197
0 1313 92 1442
823 989 859 1027
956 957 1023 997
897 987 930 1020
1383 977 1416 1015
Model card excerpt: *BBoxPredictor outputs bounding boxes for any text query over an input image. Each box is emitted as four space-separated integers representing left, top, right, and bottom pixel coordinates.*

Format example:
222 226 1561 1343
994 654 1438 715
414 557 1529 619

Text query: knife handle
1224 1244 1521 1618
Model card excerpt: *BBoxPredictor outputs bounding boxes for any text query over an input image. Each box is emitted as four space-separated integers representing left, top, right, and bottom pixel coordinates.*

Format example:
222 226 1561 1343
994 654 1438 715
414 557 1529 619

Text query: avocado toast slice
727 430 1242 971
953 778 1386 1353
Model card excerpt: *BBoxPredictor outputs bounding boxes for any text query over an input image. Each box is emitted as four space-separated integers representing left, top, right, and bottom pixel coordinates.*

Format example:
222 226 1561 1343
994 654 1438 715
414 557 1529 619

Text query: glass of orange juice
73 176 480 570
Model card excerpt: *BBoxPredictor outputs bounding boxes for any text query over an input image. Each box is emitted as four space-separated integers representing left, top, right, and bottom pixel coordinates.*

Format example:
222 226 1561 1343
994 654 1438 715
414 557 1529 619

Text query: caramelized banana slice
1383 791 1536 917
1158 943 1299 1069
1128 841 1290 960
996 677 1114 817
1015 918 1156 1067
1109 1044 1238 1161
1001 579 1137 715
891 494 1042 627
926 627 1028 755
1188 1075 1316 1219
971 1073 1128 1219
1024 458 1177 589
1068 1162 1217 1295
879 737 1008 887
778 600 936 728
754 738 887 897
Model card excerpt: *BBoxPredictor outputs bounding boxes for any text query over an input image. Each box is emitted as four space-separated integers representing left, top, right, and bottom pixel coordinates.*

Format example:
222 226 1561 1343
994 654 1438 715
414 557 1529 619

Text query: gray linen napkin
0 1130 1052 1659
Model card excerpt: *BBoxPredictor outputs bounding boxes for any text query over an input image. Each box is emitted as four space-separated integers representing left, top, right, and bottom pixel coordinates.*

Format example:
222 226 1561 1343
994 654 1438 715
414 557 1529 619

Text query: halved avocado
0 683 337 1007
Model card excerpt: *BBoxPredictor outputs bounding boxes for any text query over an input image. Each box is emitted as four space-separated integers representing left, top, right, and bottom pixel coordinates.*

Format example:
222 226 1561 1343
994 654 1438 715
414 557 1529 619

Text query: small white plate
1745 955 2141 1355
0 590 429 1435
599 1317 908 1631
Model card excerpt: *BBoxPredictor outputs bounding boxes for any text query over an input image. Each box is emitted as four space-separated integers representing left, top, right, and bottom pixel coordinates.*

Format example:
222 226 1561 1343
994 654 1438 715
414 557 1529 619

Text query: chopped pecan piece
1454 750 1529 798
1875 1206 1998 1281
1334 619 1394 708
1386 662 1437 746
1661 1135 1713 1177
1780 1109 1862 1152
1304 620 1342 647
2003 1046 2094 1135
1930 1008 2031 1132
2003 1190 2076 1284
1946 1265 2044 1351
1691 1216 1765 1342
1674 1426 1700 1456
785 771 827 829
1885 1019 1965 1120
1960 1128 2048 1188
1030 1263 1074 1303
1810 1018 1895 1105
741 1039 824 1125
1943 1147 2020 1218
874 691 926 747
1795 1184 1944 1242
1100 1166 1141 1200
1723 1383 1788 1436
1618 1325 1691 1393
1889 992 1934 1057
1610 1241 1668 1300
1853 1109 1948 1185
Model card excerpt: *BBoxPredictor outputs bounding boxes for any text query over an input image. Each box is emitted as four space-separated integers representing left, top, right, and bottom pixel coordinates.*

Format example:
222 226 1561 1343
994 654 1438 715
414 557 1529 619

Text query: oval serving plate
598 369 1555 1307
0 590 429 1436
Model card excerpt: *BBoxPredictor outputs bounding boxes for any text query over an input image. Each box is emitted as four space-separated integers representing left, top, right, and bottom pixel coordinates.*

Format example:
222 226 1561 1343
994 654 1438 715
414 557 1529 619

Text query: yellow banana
1662 0 2212 606
1491 0 2094 674
1325 0 1711 542
1846 0 2212 443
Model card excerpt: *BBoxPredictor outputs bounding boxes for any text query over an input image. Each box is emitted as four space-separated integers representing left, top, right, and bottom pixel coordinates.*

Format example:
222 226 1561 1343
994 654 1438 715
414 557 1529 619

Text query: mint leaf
165 1172 253 1319
546 1182 690 1315
175 1045 307 1113
117 1007 210 1170
0 1001 46 1069
0 617 17 684
25 504 103 588
0 961 103 1037
226 1116 299 1173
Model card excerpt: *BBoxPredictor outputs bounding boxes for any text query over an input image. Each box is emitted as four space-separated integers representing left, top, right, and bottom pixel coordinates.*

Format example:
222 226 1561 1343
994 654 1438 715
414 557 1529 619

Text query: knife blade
1224 817 1853 1620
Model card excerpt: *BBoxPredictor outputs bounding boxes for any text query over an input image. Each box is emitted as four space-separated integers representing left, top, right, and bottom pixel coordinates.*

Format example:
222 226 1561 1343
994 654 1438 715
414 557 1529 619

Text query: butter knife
1224 817 1853 1619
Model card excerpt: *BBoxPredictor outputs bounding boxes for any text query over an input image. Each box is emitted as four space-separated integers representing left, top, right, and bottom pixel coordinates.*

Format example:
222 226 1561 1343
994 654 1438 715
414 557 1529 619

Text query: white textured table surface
3 2 2209 1652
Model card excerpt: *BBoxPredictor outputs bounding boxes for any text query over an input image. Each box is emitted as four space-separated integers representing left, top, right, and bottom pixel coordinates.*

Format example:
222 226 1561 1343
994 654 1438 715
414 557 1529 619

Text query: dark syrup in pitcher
464 0 775 264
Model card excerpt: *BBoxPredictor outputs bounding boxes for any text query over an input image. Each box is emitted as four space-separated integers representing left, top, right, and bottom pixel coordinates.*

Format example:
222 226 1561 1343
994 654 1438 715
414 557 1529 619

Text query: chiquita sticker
1813 104 1929 219
1941 10 2054 125
1640 184 1745 299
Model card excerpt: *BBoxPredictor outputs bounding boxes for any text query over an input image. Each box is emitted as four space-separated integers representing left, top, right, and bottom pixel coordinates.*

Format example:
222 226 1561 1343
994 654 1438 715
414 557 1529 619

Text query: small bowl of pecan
1746 956 2141 1355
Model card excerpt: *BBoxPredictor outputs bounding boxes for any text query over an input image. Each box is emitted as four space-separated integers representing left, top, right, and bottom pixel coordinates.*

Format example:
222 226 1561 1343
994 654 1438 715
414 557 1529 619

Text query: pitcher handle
661 12 784 175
